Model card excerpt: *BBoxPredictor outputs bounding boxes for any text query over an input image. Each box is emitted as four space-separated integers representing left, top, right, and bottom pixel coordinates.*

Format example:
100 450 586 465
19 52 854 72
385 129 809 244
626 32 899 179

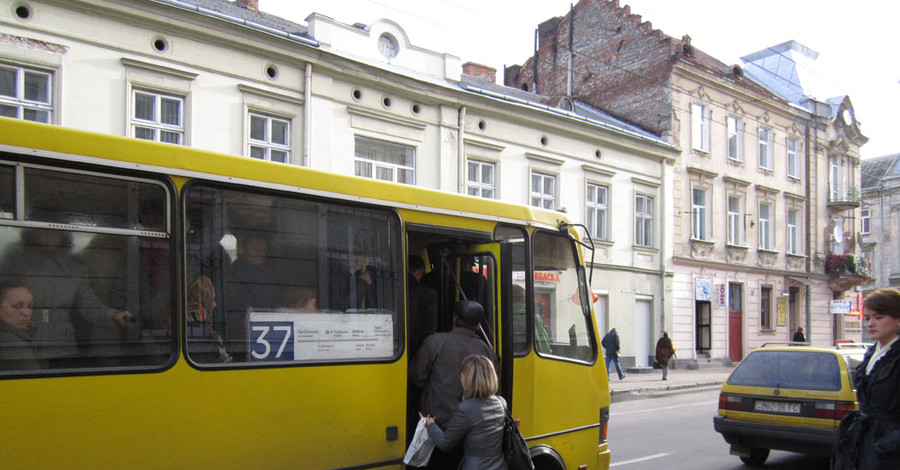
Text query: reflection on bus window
496 226 531 355
0 164 174 373
532 230 595 362
183 184 402 365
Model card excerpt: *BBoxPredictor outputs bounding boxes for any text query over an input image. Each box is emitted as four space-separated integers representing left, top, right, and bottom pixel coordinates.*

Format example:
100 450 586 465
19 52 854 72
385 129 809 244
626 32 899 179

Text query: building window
727 116 743 162
692 103 710 152
787 209 801 254
830 154 845 201
586 183 608 240
132 89 184 144
248 112 290 163
692 188 708 240
727 195 744 245
466 160 495 199
758 126 773 170
635 194 653 247
354 136 415 184
759 202 773 250
861 208 871 234
787 138 800 179
760 285 772 330
530 171 556 210
0 63 53 123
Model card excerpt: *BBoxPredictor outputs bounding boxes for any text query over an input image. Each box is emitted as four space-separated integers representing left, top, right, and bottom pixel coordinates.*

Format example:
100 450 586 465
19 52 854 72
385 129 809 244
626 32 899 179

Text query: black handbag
501 400 534 470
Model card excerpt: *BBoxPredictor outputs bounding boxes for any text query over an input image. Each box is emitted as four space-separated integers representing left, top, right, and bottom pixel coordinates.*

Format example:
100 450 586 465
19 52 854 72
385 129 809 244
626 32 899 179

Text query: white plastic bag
403 417 435 467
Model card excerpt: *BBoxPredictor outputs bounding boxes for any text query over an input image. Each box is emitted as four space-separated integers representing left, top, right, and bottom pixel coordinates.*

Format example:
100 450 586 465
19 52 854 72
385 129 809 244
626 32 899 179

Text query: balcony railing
828 183 861 210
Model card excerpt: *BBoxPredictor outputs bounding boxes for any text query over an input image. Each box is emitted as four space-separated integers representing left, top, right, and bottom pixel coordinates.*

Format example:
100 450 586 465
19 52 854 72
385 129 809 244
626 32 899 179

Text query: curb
610 380 725 403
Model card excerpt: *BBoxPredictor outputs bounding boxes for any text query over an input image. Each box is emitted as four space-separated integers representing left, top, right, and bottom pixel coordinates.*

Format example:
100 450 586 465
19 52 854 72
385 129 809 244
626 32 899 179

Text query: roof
152 0 312 41
861 154 900 190
740 40 841 114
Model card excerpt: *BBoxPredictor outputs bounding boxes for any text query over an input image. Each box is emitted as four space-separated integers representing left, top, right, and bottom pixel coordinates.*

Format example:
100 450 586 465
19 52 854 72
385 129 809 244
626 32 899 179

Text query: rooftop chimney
236 0 259 12
462 62 496 83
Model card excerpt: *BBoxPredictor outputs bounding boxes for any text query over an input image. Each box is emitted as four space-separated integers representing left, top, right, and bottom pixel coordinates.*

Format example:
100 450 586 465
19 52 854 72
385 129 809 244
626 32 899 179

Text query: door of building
728 283 743 361
635 299 651 367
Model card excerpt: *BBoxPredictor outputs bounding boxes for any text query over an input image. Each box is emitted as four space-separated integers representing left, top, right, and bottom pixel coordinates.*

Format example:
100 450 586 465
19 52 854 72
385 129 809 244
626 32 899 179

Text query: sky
262 0 898 159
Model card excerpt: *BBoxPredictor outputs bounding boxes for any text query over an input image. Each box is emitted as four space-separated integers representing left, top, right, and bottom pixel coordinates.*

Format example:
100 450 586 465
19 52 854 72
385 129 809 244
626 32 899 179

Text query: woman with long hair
423 354 507 469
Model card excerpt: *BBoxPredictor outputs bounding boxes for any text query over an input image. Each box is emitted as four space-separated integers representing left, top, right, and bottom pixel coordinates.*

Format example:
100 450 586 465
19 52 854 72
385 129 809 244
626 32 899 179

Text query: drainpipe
303 63 312 167
804 121 812 337
457 106 467 193
659 158 668 335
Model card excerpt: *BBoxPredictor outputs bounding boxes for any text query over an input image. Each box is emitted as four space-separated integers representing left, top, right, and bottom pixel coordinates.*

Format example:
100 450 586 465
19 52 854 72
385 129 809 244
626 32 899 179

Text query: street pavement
608 365 734 403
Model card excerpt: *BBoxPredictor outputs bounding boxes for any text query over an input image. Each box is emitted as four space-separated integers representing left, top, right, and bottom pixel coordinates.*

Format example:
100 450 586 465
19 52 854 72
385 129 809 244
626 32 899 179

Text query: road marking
611 400 717 416
611 453 669 467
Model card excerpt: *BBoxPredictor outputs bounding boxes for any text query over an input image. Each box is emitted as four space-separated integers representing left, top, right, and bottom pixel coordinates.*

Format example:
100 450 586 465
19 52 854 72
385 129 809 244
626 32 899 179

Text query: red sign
534 272 560 282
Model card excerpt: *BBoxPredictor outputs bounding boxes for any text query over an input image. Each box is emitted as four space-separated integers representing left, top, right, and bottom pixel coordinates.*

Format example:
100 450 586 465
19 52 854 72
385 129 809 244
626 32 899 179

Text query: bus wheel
529 445 564 470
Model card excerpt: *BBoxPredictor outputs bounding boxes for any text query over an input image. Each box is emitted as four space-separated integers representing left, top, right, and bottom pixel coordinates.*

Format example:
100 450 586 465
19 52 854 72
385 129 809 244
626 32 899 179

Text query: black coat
601 330 620 359
835 340 900 469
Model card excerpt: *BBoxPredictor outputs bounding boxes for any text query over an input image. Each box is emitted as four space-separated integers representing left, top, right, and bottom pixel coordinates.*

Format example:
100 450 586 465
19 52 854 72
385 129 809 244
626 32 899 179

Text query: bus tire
529 445 565 470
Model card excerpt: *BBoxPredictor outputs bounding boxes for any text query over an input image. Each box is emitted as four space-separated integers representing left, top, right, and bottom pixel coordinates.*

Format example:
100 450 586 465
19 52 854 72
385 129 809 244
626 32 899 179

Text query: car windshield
728 350 842 391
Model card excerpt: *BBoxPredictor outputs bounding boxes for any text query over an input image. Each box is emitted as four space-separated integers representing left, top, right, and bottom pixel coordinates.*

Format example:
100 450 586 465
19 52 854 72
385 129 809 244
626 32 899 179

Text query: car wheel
739 447 770 466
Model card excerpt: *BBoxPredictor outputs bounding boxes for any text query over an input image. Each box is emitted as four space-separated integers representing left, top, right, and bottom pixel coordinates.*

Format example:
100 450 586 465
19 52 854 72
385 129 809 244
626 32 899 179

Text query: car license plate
754 400 801 414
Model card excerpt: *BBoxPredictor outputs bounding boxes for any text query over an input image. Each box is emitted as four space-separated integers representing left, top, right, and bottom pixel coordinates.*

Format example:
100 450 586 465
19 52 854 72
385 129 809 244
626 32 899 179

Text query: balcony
825 253 870 291
827 183 861 211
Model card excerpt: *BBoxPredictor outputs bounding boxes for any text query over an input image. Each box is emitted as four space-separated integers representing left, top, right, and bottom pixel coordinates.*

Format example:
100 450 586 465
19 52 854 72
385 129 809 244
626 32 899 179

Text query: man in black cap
409 300 497 468
410 300 497 426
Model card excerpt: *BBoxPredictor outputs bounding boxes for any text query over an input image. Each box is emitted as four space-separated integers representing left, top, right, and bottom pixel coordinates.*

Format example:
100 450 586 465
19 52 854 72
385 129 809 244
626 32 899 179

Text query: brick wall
504 0 680 137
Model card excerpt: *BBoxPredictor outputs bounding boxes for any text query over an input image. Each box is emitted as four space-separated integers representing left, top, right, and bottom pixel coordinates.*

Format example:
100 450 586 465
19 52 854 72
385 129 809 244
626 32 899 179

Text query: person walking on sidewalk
792 327 806 343
655 331 675 381
602 328 625 380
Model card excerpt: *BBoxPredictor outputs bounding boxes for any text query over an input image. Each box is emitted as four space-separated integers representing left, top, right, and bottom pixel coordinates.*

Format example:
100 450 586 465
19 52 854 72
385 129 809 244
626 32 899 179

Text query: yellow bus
0 118 610 469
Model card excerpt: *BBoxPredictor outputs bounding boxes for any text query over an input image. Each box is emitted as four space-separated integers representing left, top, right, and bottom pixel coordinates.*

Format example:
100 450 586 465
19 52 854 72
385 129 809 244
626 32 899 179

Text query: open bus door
444 242 515 406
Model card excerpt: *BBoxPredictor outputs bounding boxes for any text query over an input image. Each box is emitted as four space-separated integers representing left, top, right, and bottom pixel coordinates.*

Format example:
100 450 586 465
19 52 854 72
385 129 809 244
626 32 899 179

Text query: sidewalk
608 365 734 402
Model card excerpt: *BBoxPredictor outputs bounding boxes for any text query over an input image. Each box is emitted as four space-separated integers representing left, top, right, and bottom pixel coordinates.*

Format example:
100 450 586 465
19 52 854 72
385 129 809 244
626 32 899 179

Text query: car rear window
728 351 842 391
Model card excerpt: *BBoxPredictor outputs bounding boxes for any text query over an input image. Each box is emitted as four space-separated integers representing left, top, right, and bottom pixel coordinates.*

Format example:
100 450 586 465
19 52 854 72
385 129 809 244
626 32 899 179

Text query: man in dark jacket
407 255 437 359
601 328 625 380
409 300 497 469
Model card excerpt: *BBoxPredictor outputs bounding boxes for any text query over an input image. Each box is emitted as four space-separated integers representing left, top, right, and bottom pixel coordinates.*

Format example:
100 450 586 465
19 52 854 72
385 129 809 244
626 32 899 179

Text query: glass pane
0 168 174 373
160 98 181 126
134 92 156 121
0 104 18 118
533 230 594 362
482 189 493 199
543 176 554 195
467 187 478 196
160 131 181 145
467 162 477 183
183 184 402 365
250 146 266 160
271 120 288 145
531 174 541 193
23 108 49 123
24 167 167 231
23 71 50 103
481 164 493 185
134 126 155 141
270 150 288 164
0 67 17 97
728 351 840 391
354 161 371 178
249 115 266 141
398 169 413 185
0 165 13 219
375 166 393 182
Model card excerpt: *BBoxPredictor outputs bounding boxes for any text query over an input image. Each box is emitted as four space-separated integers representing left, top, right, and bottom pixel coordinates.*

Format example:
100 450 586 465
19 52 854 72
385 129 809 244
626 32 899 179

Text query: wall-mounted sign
830 299 852 315
695 278 712 301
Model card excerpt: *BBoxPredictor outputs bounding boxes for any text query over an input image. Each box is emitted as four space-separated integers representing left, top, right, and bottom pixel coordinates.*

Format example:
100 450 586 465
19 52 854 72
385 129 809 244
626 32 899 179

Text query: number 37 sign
248 312 394 362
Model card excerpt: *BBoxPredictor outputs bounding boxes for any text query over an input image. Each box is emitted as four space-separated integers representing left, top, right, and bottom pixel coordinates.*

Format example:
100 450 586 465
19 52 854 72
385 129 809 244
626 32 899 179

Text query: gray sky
262 0 898 159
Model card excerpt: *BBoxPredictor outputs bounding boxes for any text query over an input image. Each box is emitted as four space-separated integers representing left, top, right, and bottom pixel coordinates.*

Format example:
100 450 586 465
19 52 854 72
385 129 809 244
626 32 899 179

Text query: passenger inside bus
283 286 317 312
185 275 231 363
407 254 437 359
0 227 133 368
0 281 47 371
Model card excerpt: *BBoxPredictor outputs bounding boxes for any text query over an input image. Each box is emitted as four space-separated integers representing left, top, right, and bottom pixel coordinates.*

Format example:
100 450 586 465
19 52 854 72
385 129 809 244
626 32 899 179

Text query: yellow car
713 343 867 466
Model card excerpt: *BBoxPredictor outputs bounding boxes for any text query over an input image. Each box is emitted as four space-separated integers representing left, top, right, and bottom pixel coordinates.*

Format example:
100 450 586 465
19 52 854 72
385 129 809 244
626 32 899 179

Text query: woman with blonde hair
423 354 507 469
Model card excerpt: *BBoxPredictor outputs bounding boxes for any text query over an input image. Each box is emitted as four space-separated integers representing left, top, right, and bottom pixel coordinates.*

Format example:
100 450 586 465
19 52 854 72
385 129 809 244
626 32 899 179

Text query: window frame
759 201 773 250
131 89 185 145
248 111 291 164
760 285 773 330
530 171 556 210
727 195 744 245
0 62 54 123
787 208 801 254
586 182 609 240
692 187 708 241
758 126 773 171
787 137 801 179
634 193 654 247
466 159 496 199
692 103 710 153
727 116 743 162
353 135 416 185
861 208 871 235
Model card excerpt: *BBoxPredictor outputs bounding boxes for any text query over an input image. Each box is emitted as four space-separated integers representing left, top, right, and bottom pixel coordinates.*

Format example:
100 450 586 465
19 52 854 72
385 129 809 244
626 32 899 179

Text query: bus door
446 242 515 401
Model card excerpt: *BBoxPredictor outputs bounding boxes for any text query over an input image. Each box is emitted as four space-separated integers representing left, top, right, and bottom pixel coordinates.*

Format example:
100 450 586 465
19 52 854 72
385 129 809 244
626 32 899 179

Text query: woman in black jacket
835 288 900 469
424 354 507 470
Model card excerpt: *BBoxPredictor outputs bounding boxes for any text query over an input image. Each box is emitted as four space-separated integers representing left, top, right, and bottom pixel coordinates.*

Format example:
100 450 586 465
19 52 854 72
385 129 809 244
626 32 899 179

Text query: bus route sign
249 312 394 362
